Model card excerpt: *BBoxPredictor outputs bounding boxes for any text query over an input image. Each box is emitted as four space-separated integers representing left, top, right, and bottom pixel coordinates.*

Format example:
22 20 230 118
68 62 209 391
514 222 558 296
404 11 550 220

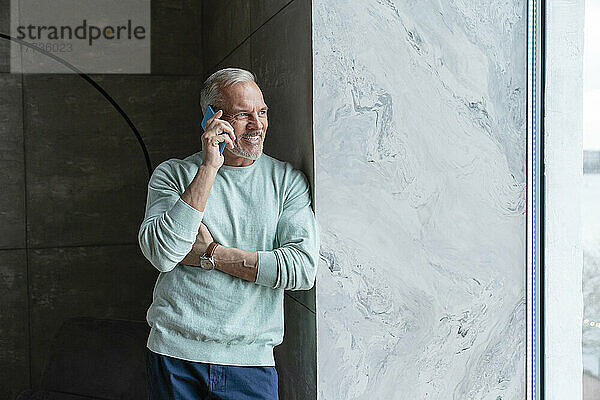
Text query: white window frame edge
533 0 586 399
526 0 541 398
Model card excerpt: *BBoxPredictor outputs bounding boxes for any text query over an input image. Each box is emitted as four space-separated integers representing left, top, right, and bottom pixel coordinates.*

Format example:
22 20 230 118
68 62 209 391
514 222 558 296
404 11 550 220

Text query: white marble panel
313 1 526 399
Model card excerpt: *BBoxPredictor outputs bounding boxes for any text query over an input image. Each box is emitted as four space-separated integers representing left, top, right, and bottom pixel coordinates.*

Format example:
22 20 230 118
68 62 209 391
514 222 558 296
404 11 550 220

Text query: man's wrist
199 163 219 173
181 164 218 212
212 245 258 282
198 242 219 270
213 243 225 259
203 242 219 256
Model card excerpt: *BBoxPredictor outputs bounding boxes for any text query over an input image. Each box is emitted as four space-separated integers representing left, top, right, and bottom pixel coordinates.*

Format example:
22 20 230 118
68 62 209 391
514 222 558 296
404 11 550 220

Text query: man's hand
181 223 214 266
201 109 236 170
194 222 214 256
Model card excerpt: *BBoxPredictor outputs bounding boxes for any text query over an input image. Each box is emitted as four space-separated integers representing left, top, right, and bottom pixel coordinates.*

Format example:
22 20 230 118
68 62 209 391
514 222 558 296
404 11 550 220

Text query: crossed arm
180 232 259 282
138 160 319 290
176 164 258 282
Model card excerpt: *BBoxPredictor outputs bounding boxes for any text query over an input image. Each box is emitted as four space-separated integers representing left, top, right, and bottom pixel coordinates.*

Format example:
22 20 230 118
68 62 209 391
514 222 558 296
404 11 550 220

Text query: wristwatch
199 242 219 270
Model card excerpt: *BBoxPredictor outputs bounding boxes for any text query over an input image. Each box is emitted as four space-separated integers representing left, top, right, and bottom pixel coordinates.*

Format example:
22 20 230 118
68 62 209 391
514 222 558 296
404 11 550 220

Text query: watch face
200 258 214 270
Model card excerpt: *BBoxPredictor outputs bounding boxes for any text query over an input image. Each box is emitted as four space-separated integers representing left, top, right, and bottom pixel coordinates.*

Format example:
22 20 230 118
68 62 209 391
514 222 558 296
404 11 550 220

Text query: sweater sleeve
255 169 320 290
138 161 204 273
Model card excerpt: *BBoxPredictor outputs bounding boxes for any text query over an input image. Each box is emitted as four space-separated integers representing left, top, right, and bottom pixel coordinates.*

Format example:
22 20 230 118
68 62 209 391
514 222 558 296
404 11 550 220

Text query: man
138 67 319 400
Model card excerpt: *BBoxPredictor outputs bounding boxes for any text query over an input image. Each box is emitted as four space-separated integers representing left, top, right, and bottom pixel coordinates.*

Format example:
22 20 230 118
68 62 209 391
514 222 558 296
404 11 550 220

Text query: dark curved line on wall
0 32 153 179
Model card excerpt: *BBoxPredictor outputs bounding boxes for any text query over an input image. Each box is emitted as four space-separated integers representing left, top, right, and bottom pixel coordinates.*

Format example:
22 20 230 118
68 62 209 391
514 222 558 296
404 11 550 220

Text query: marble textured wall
313 1 527 399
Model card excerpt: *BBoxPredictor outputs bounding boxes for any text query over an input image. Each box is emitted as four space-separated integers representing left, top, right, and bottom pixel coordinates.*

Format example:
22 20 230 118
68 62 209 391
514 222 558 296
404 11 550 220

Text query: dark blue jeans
145 347 279 400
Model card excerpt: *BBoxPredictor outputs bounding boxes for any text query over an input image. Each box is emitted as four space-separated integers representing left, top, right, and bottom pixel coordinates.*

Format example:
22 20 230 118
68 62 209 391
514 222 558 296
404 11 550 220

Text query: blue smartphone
201 105 227 155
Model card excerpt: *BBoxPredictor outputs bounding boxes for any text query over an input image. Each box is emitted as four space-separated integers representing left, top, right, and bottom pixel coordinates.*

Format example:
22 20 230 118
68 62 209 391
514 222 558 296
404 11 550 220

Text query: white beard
228 130 264 160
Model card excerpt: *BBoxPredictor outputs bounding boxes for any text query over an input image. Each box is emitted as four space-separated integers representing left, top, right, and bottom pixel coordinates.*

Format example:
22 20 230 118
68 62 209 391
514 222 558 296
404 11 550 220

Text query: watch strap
204 242 219 258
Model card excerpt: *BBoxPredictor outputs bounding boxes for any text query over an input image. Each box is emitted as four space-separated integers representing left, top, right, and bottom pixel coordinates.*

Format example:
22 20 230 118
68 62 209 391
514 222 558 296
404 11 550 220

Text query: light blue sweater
138 151 319 366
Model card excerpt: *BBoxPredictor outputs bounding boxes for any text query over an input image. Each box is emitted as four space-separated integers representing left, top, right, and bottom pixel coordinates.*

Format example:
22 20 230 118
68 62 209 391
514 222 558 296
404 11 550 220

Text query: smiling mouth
241 133 262 145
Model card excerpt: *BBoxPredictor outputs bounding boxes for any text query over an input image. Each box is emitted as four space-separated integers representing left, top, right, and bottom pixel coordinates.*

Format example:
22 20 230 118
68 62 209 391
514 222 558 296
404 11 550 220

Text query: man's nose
248 111 263 130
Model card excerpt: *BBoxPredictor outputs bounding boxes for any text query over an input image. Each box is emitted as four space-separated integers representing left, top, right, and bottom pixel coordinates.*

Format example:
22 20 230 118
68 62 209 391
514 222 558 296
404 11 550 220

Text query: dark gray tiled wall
250 0 293 32
0 0 204 397
23 74 203 248
0 250 30 399
0 0 9 73
28 244 156 388
0 61 28 400
202 0 251 73
202 0 294 74
0 74 25 249
20 71 204 389
273 295 316 400
212 36 252 76
151 0 202 75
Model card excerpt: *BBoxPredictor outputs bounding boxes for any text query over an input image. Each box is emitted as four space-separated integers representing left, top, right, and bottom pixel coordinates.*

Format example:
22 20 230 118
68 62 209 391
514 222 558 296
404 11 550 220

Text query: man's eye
259 110 267 115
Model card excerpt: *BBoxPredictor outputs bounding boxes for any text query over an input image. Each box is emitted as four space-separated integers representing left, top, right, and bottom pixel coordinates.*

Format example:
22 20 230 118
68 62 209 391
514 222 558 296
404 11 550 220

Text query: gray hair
200 67 256 114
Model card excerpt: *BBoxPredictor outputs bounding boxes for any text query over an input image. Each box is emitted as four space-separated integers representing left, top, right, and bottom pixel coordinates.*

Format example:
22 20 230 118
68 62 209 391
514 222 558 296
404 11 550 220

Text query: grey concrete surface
202 0 251 72
208 36 252 78
28 244 156 389
151 0 202 75
0 0 9 73
22 74 203 248
0 74 25 249
202 0 294 73
0 249 30 399
0 66 28 400
250 0 292 33
273 294 317 400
